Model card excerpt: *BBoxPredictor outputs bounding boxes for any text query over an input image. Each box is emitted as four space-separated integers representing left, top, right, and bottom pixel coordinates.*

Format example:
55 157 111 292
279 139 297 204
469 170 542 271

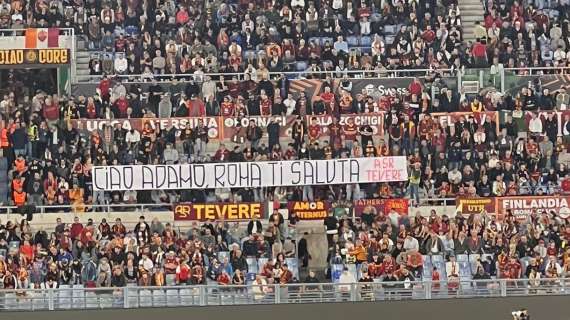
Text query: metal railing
0 278 567 311
0 203 173 216
74 62 570 83
74 68 454 83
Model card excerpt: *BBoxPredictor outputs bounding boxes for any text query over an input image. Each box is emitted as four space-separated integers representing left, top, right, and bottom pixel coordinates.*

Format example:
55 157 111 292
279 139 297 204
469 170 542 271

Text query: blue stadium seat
246 258 258 274
309 37 321 46
347 36 359 47
295 61 308 71
331 264 344 283
422 255 433 279
285 258 300 280
257 257 269 273
245 272 257 284
456 254 471 277
0 158 7 170
431 254 447 280
384 25 397 35
321 37 334 46
360 36 371 47
469 254 480 274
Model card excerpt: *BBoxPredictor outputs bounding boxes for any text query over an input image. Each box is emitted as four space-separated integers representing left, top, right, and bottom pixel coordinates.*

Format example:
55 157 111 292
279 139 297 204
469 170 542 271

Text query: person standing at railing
446 254 460 291
2 269 16 289
111 265 126 288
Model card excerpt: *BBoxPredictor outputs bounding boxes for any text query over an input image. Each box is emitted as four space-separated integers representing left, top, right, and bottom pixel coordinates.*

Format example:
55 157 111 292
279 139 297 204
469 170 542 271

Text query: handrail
74 68 454 83
0 27 75 34
0 278 567 311
74 65 570 83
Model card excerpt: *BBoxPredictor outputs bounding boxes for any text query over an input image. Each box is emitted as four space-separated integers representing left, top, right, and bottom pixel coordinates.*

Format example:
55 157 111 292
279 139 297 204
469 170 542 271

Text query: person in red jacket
70 216 84 240
408 77 423 97
217 271 231 285
113 93 129 118
98 75 111 102
43 95 59 123
176 260 191 285
187 94 205 117
471 39 488 67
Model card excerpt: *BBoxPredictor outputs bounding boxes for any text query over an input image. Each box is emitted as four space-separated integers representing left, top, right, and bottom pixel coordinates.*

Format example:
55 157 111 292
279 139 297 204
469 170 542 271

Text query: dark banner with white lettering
0 48 70 68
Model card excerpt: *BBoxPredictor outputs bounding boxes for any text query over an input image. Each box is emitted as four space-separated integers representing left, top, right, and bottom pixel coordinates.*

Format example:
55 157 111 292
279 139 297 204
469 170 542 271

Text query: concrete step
460 0 484 4
463 16 483 22
462 10 484 15
76 69 91 76
461 2 483 6
76 51 92 58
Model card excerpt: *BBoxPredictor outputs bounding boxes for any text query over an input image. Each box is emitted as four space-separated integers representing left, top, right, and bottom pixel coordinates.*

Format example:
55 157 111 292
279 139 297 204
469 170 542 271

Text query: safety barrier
0 278 567 311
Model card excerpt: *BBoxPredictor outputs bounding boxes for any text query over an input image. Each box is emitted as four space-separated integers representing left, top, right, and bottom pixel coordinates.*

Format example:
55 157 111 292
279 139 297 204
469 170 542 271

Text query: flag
36 28 48 48
48 28 59 47
25 28 59 48
25 28 37 48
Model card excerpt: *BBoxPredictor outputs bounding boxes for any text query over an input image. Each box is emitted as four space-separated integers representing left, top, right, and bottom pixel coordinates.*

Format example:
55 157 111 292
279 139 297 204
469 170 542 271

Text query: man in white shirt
114 53 128 74
403 234 419 252
528 112 543 136
283 93 296 115
139 254 154 274
334 36 349 54
125 128 141 145
446 255 460 281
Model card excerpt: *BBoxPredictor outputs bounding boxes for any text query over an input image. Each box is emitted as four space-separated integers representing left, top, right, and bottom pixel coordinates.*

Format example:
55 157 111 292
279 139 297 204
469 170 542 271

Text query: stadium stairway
460 0 486 42
0 157 7 205
75 51 91 83
297 222 329 279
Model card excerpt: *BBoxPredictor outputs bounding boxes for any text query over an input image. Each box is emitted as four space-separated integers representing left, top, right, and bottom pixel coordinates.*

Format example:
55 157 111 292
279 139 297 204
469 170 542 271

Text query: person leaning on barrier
111 265 126 288
303 270 320 292
358 271 374 300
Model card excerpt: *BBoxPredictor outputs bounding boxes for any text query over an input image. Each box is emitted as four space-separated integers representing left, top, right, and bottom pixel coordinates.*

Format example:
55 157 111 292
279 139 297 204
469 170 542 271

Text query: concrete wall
0 295 562 320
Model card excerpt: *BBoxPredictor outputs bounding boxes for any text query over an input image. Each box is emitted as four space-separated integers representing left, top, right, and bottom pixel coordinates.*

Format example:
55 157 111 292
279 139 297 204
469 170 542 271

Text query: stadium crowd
327 206 570 289
4 69 570 210
0 214 308 289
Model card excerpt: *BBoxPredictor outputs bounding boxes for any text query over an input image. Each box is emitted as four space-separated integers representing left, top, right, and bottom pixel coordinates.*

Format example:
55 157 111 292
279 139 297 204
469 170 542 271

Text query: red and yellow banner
173 202 265 221
353 198 409 217
287 201 330 220
455 197 496 215
456 195 570 221
71 117 221 139
0 48 69 66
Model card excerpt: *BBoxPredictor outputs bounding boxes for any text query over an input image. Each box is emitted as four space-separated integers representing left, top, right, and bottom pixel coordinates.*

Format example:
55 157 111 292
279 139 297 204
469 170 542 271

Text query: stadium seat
295 61 308 71
246 258 259 273
384 25 397 35
347 36 359 47
360 36 372 47
431 255 447 280
422 255 433 280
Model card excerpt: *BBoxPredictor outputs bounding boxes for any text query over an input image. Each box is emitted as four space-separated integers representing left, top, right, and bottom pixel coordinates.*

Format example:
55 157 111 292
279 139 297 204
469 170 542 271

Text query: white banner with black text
92 157 408 191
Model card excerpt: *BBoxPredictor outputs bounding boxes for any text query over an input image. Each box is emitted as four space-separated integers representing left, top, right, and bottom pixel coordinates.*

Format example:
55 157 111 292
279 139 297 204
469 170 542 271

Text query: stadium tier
0 0 569 314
